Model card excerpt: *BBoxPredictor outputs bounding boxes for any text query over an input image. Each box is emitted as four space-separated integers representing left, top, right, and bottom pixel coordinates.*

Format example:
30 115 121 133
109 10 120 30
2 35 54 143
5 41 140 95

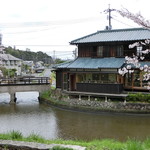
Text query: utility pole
104 4 115 30
73 48 77 59
108 4 112 30
53 50 56 64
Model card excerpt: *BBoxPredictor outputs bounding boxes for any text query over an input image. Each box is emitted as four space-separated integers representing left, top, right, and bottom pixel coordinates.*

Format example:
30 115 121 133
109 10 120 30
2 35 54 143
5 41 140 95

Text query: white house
0 53 22 76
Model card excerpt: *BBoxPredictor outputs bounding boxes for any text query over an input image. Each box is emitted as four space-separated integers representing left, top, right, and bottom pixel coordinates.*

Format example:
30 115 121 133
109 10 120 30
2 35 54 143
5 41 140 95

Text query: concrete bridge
0 77 50 103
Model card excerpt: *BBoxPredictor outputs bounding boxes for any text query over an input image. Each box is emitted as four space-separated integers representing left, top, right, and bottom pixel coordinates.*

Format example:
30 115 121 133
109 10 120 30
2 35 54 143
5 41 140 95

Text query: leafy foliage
126 93 150 102
0 67 17 77
55 58 66 64
4 46 53 64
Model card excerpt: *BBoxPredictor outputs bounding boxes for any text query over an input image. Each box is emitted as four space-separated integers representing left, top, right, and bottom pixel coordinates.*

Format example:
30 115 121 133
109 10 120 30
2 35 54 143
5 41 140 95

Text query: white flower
129 70 134 74
140 56 145 60
140 67 144 70
145 39 150 44
127 65 131 69
142 49 149 54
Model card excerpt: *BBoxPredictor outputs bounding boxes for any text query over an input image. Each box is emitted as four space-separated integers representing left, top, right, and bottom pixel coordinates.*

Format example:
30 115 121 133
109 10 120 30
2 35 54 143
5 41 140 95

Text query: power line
3 44 75 47
0 16 101 29
112 17 136 28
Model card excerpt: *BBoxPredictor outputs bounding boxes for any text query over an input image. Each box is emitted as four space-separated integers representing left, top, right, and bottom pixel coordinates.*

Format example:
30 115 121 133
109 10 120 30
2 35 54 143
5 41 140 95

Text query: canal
0 92 150 141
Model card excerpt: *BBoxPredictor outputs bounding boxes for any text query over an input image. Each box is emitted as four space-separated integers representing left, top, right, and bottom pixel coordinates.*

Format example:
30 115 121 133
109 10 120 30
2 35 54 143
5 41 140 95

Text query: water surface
0 92 150 141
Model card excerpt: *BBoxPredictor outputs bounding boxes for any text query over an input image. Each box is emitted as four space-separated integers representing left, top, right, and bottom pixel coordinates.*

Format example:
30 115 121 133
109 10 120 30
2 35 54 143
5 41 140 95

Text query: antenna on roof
103 4 115 30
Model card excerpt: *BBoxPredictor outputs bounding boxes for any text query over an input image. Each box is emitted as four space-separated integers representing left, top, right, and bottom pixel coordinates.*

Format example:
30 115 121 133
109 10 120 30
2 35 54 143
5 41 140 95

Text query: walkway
0 140 86 150
64 90 128 101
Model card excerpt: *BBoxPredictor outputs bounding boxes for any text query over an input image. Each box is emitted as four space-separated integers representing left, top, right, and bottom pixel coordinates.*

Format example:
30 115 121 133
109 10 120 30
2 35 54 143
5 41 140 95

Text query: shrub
126 93 150 102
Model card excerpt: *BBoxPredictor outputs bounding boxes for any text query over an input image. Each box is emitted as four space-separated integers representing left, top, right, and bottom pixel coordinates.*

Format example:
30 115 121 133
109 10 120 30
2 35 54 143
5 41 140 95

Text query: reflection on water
55 108 150 141
0 92 59 139
0 92 150 141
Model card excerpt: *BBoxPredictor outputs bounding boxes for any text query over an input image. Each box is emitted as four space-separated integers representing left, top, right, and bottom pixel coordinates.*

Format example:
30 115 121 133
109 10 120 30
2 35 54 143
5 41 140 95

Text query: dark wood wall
78 42 137 58
76 83 123 94
56 71 62 88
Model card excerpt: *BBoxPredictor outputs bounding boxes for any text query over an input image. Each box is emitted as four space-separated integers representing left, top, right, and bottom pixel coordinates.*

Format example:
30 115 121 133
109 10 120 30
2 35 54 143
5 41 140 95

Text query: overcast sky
0 0 149 59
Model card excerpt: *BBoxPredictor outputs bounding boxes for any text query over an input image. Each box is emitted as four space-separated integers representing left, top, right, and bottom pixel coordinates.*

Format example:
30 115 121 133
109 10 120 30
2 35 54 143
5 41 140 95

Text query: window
125 72 132 86
117 45 123 57
97 46 103 57
101 74 108 83
92 74 100 80
63 73 68 90
133 70 140 87
108 74 117 83
100 74 117 83
110 46 116 57
136 46 142 56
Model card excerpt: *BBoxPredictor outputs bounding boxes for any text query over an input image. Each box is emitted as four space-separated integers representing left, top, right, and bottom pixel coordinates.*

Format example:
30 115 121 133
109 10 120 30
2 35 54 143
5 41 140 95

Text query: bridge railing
0 77 50 85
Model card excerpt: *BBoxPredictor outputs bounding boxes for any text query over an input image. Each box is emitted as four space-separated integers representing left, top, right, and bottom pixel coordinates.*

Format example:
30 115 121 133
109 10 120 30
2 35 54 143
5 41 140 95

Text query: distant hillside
4 46 53 64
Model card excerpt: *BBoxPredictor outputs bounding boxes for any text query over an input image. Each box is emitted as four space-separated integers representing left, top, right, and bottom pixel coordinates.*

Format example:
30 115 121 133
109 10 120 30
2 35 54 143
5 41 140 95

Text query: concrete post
124 97 127 104
79 95 81 100
88 95 90 101
10 93 17 104
38 92 41 101
105 96 108 102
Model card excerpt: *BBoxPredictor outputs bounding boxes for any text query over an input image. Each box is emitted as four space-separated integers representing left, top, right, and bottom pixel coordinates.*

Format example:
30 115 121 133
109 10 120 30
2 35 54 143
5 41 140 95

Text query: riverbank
0 131 150 150
40 90 150 114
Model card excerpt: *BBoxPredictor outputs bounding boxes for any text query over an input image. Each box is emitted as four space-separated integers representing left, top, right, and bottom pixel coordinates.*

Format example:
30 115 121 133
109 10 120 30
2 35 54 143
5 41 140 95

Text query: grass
0 131 150 150
51 146 74 150
0 130 23 140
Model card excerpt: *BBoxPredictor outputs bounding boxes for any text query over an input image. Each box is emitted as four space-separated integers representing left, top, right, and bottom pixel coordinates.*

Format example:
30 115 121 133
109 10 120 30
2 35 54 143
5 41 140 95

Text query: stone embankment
62 98 150 113
40 95 150 113
0 140 86 150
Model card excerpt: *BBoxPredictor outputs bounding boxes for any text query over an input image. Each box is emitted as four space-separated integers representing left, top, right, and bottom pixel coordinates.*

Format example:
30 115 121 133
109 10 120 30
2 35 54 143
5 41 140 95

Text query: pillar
79 95 81 100
88 95 90 101
38 92 41 102
105 96 108 102
124 97 127 104
10 93 17 104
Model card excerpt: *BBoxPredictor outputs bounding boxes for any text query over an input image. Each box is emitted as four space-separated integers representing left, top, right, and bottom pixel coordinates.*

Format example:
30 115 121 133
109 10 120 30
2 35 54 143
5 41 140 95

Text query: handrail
0 77 50 85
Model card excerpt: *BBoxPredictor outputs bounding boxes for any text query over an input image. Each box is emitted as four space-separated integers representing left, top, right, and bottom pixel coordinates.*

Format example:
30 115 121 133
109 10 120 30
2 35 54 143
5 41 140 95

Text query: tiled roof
56 57 125 69
70 28 150 44
0 54 21 61
128 61 150 68
140 61 150 67
53 61 73 69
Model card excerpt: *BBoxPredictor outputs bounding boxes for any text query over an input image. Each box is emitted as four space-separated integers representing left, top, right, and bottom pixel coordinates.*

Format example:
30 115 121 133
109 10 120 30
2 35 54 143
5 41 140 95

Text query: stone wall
62 98 150 113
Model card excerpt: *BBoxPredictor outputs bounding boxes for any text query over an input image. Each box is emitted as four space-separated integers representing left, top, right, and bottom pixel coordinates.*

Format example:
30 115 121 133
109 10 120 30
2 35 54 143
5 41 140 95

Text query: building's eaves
70 28 150 44
128 61 150 68
53 60 73 69
65 57 125 69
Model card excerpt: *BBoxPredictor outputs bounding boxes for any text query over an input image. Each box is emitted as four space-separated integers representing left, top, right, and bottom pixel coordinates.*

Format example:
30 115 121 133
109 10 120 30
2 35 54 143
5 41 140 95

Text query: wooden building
54 28 150 94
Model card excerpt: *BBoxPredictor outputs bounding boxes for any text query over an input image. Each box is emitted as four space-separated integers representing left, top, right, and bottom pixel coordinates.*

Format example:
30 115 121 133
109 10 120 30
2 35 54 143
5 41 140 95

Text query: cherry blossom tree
115 8 150 90
115 8 150 29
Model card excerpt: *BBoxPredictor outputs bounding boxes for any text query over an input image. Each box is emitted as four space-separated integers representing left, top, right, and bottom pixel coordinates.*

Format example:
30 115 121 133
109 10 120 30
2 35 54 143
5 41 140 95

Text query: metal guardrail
0 77 50 85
